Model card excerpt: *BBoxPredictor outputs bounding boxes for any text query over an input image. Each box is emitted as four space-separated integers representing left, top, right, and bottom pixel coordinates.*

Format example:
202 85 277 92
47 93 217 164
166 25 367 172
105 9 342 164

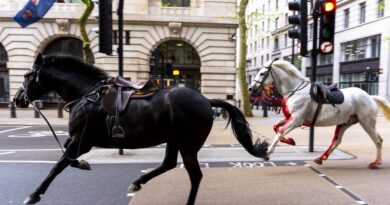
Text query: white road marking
0 126 31 134
127 193 135 197
0 149 62 152
0 151 15 155
0 160 56 164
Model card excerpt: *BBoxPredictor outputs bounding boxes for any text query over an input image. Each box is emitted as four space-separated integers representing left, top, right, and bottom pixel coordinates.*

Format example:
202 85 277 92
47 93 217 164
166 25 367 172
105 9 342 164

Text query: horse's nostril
248 87 252 91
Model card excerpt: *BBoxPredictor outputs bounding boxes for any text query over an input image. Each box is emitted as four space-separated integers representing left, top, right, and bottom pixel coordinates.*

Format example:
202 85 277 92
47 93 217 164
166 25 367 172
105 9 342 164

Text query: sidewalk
0 107 69 126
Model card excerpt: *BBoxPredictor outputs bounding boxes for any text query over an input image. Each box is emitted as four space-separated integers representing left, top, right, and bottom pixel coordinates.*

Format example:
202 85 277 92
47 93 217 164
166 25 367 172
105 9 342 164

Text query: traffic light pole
309 0 320 152
118 0 124 155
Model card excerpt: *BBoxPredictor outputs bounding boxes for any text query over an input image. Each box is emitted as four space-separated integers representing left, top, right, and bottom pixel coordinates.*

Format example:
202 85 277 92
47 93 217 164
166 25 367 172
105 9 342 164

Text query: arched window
43 37 94 64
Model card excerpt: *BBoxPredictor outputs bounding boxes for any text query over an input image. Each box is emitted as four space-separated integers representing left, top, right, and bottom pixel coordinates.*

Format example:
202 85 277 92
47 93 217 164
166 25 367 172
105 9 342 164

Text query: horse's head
248 60 274 96
14 54 50 108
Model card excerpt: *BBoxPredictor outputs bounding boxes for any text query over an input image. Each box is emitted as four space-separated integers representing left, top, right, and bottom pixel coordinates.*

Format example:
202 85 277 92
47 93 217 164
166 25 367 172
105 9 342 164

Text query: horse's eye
260 73 265 76
29 76 34 81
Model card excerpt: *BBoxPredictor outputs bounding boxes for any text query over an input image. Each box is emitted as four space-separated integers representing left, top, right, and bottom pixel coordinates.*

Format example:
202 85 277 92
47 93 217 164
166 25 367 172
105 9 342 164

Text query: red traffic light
323 0 336 12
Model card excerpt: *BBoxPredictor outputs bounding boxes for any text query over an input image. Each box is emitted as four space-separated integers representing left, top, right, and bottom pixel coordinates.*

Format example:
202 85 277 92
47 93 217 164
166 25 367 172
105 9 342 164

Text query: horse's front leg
273 119 296 146
268 117 300 156
24 140 92 204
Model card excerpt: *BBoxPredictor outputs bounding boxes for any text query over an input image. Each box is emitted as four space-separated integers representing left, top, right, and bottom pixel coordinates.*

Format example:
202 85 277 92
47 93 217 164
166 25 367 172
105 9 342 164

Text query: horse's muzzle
14 87 30 108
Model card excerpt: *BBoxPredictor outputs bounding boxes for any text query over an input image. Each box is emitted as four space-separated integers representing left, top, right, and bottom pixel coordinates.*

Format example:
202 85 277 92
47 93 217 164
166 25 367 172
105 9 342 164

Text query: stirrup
112 125 125 138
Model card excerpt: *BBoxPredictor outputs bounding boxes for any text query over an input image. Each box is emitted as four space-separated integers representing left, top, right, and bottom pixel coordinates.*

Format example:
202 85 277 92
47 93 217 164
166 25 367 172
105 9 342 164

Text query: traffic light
319 0 336 55
93 0 112 55
288 0 308 56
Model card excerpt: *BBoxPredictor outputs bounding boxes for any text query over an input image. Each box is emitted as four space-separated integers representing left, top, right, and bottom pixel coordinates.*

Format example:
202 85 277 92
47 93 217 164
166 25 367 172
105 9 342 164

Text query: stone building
0 0 238 105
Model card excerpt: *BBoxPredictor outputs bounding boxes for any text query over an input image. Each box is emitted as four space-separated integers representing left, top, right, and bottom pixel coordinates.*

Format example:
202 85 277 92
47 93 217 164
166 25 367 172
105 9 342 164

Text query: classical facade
246 0 390 98
0 0 238 104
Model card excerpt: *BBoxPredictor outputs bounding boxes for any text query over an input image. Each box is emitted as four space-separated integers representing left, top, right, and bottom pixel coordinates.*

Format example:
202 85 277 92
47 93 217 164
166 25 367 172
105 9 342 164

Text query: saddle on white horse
310 83 344 107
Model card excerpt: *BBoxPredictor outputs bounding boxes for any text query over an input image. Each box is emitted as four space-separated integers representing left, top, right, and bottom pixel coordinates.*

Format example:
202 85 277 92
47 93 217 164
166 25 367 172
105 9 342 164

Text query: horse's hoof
71 160 92 170
23 195 41 204
368 163 379 169
128 184 142 192
313 158 323 165
287 138 296 146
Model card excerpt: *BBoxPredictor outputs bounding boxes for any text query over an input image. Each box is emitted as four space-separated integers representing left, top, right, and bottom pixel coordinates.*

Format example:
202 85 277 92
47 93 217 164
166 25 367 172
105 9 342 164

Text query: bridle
252 60 274 95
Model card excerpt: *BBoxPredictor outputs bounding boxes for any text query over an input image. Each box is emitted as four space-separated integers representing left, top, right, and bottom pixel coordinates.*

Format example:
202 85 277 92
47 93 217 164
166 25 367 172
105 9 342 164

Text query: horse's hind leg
24 139 92 204
359 119 383 169
128 143 179 192
180 149 202 205
314 124 352 165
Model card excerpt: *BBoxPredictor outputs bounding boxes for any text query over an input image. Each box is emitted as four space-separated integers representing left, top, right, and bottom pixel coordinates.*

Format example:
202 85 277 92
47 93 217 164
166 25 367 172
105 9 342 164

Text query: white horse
248 60 390 169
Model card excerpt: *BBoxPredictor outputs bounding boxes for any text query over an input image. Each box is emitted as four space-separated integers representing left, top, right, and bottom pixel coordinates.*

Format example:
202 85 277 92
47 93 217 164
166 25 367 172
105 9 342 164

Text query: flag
13 0 56 28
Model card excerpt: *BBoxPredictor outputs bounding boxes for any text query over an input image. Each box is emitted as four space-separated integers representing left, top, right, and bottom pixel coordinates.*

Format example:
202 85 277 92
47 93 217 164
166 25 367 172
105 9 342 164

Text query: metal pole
309 0 320 153
10 101 16 118
118 0 124 155
291 38 295 65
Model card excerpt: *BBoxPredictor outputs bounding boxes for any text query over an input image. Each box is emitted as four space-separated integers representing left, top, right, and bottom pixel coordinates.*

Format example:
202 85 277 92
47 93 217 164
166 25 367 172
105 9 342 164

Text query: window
276 0 279 10
267 18 270 31
275 17 279 30
262 21 265 31
285 13 288 25
308 23 313 40
284 34 288 47
344 9 349 28
359 2 366 24
266 37 269 49
162 0 190 7
340 72 378 95
341 35 381 62
261 39 264 49
274 37 279 51
318 54 333 65
378 0 385 18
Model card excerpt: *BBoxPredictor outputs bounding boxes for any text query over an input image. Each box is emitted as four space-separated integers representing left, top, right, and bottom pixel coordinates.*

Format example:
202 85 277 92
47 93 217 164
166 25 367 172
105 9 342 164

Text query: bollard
34 101 40 118
10 101 16 118
262 101 268 117
57 102 64 118
119 148 124 155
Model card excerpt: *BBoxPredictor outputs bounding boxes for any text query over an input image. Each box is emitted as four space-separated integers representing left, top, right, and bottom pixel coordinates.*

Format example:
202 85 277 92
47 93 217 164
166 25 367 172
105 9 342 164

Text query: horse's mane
42 54 108 80
272 60 309 81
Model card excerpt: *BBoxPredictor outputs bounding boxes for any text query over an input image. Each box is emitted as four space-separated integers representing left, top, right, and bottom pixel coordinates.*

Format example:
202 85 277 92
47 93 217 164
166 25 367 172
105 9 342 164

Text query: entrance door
150 40 201 91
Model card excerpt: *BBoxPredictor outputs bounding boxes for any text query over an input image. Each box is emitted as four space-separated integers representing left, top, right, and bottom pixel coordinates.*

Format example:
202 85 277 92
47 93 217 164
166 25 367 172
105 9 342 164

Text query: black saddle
310 83 344 106
102 76 157 138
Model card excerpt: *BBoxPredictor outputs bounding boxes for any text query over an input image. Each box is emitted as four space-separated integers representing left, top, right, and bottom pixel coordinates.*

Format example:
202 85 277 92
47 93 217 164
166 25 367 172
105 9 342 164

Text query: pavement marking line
0 126 31 134
0 149 62 152
0 151 15 155
0 160 56 164
127 193 135 197
306 164 368 205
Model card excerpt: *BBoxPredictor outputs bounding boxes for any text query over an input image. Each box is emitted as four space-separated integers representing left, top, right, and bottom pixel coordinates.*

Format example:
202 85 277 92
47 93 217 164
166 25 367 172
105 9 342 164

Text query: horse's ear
35 53 43 67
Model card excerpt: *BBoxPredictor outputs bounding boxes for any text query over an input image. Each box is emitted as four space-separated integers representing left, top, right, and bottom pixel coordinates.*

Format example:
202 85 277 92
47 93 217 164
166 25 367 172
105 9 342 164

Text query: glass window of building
275 17 279 30
274 37 279 51
318 54 333 65
284 34 288 47
162 0 190 7
344 9 349 28
359 2 366 24
341 35 381 62
378 0 385 17
340 72 378 95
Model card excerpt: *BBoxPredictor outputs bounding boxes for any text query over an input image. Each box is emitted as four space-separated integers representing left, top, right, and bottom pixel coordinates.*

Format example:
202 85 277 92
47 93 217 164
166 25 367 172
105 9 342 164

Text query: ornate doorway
0 43 9 104
150 40 201 91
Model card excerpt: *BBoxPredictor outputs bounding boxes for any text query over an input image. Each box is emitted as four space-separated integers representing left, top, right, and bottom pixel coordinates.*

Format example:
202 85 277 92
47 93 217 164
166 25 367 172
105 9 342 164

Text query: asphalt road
0 125 310 205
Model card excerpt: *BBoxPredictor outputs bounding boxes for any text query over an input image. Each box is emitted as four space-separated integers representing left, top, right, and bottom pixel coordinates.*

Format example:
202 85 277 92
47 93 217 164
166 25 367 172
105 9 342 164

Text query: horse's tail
372 96 390 121
209 99 269 159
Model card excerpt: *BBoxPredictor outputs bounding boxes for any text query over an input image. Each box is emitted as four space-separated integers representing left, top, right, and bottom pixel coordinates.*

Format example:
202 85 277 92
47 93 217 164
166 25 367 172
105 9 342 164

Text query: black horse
14 54 269 205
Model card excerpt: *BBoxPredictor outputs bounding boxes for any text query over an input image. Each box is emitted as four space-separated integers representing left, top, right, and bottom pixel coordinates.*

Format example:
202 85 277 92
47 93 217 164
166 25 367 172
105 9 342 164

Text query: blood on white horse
249 60 390 169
